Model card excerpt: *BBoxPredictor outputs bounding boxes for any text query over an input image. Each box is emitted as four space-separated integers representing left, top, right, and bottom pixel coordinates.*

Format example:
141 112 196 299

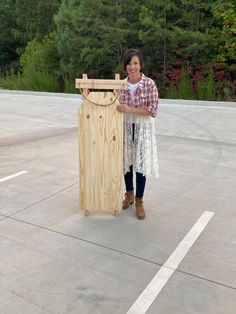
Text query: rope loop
80 89 121 107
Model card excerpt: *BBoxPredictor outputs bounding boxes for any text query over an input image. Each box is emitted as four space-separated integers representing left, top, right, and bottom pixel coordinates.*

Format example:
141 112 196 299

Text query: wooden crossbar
75 73 128 90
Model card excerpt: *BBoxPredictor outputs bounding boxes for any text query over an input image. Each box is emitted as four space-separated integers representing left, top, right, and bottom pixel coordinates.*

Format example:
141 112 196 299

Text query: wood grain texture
78 92 123 213
75 78 127 90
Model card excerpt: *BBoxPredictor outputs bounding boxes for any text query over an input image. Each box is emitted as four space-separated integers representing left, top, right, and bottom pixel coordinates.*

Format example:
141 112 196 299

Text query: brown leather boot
123 190 134 209
135 197 145 219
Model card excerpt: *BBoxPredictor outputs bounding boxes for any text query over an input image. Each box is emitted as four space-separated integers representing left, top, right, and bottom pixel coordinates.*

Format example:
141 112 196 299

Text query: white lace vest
123 114 159 178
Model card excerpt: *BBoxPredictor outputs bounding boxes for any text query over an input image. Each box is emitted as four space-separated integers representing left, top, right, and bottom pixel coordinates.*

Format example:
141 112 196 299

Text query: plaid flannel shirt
119 74 159 117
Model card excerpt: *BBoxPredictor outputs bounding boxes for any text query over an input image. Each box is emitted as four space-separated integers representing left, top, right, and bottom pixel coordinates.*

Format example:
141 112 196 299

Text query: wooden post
82 74 89 97
76 74 127 216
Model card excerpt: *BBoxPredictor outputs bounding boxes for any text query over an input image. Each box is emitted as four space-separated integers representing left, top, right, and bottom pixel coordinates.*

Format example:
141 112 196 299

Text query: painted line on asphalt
0 171 27 183
127 210 215 314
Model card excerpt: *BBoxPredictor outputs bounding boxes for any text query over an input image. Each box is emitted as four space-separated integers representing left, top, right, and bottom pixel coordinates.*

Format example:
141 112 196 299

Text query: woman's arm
116 103 152 116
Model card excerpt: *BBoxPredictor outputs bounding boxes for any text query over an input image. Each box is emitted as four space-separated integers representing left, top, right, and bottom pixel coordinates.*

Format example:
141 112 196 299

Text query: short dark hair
122 49 143 70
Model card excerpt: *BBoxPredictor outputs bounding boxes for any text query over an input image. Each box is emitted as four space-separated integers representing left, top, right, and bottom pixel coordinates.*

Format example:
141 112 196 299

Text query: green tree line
0 0 235 100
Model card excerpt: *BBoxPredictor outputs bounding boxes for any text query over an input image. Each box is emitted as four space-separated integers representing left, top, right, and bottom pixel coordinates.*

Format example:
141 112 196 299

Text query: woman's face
126 55 141 78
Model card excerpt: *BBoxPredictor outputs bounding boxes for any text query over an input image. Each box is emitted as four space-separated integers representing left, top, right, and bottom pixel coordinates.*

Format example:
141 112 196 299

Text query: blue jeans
124 165 146 198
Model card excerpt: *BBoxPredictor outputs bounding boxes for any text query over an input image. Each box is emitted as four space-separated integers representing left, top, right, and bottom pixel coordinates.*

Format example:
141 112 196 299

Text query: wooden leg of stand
114 210 119 217
84 210 89 216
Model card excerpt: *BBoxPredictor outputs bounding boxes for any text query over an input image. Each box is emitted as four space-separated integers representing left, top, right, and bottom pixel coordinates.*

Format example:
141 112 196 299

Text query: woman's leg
123 166 134 209
124 123 135 192
124 165 134 192
135 172 146 219
123 124 135 209
136 172 146 198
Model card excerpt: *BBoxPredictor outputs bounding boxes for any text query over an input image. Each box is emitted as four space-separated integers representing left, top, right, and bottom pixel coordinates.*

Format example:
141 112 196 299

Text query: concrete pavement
0 90 236 313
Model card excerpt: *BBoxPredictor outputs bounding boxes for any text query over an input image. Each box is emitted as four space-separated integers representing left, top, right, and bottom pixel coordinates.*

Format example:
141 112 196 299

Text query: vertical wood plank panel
78 92 123 213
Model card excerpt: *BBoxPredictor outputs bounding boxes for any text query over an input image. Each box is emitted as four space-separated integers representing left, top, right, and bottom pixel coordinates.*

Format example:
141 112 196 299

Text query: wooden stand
75 74 127 216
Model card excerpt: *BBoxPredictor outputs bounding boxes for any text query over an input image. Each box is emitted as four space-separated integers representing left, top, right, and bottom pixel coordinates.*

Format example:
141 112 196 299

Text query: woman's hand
116 103 131 113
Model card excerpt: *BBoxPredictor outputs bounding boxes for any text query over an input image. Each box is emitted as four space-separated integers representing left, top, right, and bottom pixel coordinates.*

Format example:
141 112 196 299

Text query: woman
117 49 159 220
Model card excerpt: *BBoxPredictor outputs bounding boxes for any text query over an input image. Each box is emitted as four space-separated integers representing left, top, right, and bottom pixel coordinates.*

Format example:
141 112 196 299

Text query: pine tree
54 0 144 79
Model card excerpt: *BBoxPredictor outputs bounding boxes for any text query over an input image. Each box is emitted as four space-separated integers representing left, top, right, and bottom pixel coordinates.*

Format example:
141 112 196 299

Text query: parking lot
0 90 236 313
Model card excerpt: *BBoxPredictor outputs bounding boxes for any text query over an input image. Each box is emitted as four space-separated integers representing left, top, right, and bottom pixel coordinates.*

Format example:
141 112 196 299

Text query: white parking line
0 171 27 183
127 210 215 314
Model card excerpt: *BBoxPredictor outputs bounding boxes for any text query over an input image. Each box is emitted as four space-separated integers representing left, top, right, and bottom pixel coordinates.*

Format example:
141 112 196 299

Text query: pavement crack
1 182 78 219
0 127 77 147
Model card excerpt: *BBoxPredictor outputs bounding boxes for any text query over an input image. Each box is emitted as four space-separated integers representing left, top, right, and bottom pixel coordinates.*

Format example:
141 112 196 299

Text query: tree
0 0 234 99
213 0 236 63
20 33 60 75
13 0 61 54
54 0 144 79
137 0 219 96
139 1 217 70
0 0 18 69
